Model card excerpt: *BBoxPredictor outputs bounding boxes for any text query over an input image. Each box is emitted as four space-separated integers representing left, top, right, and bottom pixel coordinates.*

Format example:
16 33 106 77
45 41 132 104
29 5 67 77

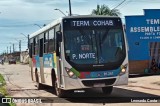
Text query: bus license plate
94 83 105 87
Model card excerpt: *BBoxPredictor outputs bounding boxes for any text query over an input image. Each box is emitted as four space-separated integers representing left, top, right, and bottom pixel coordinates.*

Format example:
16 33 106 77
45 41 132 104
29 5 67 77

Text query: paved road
0 64 160 106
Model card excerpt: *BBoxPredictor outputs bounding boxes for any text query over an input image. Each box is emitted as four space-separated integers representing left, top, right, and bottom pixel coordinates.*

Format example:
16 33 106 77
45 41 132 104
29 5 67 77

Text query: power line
117 0 160 10
115 0 160 9
112 0 126 10
118 0 132 10
130 0 160 3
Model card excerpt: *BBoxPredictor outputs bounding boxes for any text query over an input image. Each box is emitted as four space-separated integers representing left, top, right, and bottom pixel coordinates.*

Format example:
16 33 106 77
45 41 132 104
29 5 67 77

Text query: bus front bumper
62 73 128 90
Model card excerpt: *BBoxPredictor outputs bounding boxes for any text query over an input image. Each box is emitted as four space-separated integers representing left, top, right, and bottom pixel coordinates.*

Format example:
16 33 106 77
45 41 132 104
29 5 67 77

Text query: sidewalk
125 75 160 95
129 73 160 78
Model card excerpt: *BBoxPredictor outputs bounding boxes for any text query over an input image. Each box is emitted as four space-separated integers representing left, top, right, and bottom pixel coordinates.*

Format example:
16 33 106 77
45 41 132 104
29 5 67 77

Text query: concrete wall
125 9 160 74
129 60 149 74
20 51 29 64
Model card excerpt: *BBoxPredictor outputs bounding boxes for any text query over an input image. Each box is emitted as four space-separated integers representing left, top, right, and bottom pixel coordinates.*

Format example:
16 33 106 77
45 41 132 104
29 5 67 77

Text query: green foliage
92 4 121 16
0 86 8 96
0 74 8 96
0 74 6 85
0 74 16 106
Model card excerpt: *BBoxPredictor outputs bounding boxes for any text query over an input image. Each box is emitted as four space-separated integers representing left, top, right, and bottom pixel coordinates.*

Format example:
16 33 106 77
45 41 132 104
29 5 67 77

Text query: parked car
9 58 16 64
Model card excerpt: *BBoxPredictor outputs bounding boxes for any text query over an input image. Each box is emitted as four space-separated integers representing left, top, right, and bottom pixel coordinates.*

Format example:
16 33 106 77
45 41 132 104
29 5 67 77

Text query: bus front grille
81 78 116 87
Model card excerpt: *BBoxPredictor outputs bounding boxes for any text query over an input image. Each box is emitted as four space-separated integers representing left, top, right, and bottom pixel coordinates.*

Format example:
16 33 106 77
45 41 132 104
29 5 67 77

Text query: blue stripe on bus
35 55 40 68
85 68 121 78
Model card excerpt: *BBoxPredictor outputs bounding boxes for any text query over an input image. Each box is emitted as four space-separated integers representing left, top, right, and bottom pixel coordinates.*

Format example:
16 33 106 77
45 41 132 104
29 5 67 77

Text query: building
20 51 29 64
1 50 29 64
6 52 20 62
125 9 160 74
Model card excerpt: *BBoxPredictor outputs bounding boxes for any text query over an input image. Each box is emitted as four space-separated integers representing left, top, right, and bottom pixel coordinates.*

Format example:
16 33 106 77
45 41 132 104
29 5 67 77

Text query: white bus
29 16 128 97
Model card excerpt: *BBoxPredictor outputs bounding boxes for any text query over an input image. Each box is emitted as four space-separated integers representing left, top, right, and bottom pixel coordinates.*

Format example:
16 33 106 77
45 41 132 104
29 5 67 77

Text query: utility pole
69 0 72 16
19 40 21 52
13 43 14 53
10 46 11 53
21 33 29 49
7 46 8 54
19 40 21 63
28 34 30 49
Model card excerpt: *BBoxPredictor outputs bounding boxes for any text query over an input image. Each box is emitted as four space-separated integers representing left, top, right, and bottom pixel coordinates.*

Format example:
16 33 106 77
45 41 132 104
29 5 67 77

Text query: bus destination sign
71 20 114 27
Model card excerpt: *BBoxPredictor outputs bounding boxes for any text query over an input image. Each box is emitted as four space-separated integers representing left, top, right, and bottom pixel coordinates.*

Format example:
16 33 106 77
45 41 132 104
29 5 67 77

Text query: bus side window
44 32 49 53
34 37 39 55
39 33 44 57
33 38 36 55
55 24 61 56
55 25 61 46
48 28 55 52
39 38 43 57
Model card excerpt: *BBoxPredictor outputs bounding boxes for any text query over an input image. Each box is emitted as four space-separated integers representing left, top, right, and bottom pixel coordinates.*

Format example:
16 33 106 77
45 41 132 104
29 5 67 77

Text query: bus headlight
120 64 127 75
65 67 77 78
65 67 70 72
121 68 126 73
68 71 74 76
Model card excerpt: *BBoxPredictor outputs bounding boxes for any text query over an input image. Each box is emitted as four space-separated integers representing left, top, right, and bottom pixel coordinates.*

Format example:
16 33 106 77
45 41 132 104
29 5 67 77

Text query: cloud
22 0 54 4
22 0 88 4
22 0 69 5
22 0 88 7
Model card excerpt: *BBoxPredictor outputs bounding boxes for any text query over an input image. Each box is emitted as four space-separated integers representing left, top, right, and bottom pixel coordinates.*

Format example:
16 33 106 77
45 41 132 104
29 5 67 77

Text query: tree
92 4 121 16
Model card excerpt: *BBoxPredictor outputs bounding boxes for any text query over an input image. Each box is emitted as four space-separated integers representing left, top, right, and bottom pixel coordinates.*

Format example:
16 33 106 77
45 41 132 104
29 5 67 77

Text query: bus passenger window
48 28 55 52
44 32 49 53
33 38 36 55
35 37 39 55
39 38 43 57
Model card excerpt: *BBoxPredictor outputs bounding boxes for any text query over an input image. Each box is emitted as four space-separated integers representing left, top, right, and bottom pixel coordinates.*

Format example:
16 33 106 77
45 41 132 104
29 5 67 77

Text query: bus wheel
55 81 65 97
102 86 113 94
35 69 43 89
51 69 56 88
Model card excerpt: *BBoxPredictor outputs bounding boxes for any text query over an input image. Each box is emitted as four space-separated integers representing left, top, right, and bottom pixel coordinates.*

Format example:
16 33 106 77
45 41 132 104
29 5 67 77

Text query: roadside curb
129 73 160 78
127 85 160 90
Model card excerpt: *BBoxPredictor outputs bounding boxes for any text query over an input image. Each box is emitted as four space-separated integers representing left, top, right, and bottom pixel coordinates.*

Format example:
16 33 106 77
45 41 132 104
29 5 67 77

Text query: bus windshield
64 28 125 64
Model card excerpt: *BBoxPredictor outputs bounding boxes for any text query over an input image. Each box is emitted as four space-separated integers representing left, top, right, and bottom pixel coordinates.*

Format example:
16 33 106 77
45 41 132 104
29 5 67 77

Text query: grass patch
0 74 7 96
0 74 16 106
0 74 6 84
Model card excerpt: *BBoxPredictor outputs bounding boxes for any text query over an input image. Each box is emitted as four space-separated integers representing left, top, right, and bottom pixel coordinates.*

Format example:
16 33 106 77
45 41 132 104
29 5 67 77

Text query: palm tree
92 4 121 16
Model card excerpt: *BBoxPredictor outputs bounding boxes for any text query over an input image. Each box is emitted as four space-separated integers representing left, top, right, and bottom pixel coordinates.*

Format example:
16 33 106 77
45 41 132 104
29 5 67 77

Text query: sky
0 0 160 54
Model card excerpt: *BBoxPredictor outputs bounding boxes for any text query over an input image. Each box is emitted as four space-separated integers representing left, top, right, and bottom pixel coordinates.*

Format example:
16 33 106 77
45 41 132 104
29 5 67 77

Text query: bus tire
51 69 56 88
102 86 113 94
35 69 43 89
55 81 65 97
